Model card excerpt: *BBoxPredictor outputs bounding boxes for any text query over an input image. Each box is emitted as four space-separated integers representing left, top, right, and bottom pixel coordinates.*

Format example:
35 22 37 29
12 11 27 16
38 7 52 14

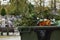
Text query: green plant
1 8 6 16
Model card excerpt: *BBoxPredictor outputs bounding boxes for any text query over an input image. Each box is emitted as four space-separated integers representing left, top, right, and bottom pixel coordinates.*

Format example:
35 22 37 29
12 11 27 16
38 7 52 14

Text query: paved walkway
0 32 21 40
0 36 21 40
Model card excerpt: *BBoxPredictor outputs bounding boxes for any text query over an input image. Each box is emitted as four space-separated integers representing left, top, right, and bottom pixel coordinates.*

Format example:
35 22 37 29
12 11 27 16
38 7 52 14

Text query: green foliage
13 1 37 26
14 13 37 26
1 0 60 26
28 3 34 13
1 8 6 16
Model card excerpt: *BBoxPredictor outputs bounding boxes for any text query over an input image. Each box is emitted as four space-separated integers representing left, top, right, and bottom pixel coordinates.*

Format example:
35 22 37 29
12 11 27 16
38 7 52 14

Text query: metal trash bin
18 26 38 40
18 26 60 40
50 30 60 40
50 20 60 40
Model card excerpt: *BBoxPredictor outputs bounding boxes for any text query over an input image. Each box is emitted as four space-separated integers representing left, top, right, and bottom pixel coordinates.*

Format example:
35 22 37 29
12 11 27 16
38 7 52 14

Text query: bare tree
54 0 57 12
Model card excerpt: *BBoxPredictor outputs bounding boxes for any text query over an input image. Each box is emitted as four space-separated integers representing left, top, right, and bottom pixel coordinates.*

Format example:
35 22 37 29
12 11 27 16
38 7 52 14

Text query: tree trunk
54 0 56 12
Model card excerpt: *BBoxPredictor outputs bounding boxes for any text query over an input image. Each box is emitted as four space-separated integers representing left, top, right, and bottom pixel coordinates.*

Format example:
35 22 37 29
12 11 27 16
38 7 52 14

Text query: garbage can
49 20 60 40
50 30 60 40
18 26 38 40
18 26 60 40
